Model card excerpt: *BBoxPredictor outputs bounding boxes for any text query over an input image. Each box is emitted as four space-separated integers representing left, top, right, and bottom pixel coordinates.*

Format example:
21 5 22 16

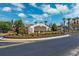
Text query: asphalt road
0 33 79 56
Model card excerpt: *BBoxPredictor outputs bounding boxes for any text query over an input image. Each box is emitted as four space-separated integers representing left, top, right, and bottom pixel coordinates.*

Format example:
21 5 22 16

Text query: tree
40 21 43 23
10 19 15 31
34 21 37 24
44 20 47 25
63 18 66 32
51 23 57 31
75 17 79 30
0 21 12 33
72 18 76 31
67 18 71 32
14 19 26 35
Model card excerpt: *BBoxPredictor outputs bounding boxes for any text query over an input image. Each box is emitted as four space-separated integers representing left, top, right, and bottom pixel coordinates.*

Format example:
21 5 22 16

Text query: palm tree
40 21 43 24
34 21 37 24
67 18 71 32
75 17 79 30
11 19 15 31
63 18 66 33
72 18 76 31
44 20 47 25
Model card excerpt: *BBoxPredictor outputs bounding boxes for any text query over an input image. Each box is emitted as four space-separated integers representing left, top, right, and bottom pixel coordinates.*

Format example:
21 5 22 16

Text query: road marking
64 47 79 56
0 41 36 49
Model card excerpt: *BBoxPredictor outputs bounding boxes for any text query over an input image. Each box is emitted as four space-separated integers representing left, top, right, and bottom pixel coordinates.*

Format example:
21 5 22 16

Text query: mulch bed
4 33 64 39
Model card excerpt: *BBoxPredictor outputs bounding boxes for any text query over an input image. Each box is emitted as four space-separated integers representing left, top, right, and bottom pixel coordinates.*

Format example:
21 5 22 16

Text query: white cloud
56 4 69 13
65 3 79 18
29 13 49 21
11 3 25 12
43 13 48 17
18 13 26 18
11 3 25 9
73 4 79 16
65 13 74 18
73 3 79 10
29 3 37 7
14 7 23 11
25 20 30 23
41 4 59 14
2 7 12 12
17 8 23 11
30 14 43 20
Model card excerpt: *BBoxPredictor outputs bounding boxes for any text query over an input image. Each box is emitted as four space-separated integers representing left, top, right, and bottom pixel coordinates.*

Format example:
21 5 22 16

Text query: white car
0 36 4 40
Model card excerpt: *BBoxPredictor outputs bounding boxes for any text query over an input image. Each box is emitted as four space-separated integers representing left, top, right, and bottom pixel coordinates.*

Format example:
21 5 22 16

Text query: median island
3 31 64 39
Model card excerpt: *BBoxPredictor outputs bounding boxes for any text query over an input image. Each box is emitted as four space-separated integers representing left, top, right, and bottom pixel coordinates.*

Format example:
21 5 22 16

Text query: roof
25 24 33 28
29 23 50 29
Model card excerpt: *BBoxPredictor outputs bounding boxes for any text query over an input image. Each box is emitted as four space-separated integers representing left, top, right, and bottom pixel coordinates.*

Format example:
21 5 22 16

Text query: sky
0 3 79 25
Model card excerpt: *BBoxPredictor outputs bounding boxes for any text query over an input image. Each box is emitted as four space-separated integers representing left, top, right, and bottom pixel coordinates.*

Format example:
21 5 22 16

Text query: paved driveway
0 33 79 56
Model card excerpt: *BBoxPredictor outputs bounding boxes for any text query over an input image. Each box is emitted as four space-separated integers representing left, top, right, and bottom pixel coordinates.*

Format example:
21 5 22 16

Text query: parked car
0 36 4 40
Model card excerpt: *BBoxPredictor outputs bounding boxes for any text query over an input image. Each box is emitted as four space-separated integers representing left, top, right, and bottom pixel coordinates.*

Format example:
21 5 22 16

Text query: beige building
27 23 51 34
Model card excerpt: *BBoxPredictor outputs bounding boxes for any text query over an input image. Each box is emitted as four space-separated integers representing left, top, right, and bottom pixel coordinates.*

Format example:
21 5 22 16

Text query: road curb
27 34 70 40
4 34 70 41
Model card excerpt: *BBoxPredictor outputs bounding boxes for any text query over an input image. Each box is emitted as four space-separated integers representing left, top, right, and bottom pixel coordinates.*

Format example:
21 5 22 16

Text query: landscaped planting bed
4 31 64 39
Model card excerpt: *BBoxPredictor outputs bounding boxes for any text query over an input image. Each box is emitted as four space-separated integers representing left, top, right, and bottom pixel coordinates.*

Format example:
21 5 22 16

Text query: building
70 20 79 30
27 23 51 34
57 26 64 32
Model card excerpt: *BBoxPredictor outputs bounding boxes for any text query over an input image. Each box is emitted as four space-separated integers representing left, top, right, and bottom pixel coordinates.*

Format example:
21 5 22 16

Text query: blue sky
0 3 78 25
